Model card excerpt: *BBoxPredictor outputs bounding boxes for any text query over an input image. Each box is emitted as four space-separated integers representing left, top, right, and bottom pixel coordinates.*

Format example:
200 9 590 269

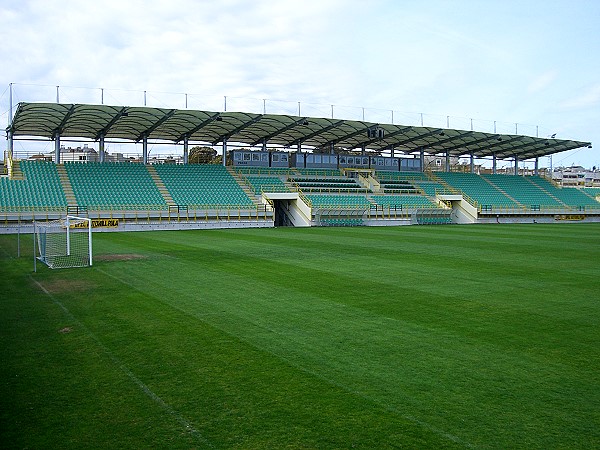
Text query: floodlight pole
7 83 13 160
8 83 12 125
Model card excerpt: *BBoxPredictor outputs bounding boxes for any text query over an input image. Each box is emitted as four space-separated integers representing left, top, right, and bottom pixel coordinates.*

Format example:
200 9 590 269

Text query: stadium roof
8 102 592 160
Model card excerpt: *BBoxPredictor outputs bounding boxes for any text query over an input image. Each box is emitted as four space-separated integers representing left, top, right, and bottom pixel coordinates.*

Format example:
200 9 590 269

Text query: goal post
34 216 92 270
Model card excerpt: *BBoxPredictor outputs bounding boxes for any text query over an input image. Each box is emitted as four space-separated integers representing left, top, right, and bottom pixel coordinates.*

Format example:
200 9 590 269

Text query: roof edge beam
135 109 177 142
52 104 76 136
393 128 446 147
211 114 263 145
175 112 222 142
320 124 377 149
250 117 309 146
94 107 129 140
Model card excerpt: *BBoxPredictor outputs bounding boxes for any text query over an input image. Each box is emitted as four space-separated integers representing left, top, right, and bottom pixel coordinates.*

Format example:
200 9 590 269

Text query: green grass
1 224 599 448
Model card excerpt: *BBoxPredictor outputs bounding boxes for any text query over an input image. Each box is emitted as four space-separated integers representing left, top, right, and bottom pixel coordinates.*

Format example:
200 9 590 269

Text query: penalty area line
29 275 213 448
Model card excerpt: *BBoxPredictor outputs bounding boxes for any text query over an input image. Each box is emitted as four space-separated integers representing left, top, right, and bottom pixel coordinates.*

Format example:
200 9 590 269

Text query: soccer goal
34 216 92 270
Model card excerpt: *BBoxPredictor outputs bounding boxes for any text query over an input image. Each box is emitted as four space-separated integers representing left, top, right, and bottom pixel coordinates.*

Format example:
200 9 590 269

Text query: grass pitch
1 223 599 448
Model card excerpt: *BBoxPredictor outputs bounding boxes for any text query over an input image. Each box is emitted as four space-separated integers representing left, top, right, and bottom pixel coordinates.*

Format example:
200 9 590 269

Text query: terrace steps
524 177 567 207
10 159 23 180
481 176 521 206
56 164 77 206
227 167 262 204
147 165 175 206
580 189 598 201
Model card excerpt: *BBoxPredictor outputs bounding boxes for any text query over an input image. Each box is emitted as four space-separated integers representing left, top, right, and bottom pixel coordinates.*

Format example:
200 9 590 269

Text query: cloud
559 84 600 110
528 71 557 94
1 0 599 167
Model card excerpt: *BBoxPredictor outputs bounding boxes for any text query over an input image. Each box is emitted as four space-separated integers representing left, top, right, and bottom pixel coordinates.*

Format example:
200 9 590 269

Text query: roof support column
262 139 267 152
6 130 13 162
514 156 519 176
142 134 148 165
445 151 450 172
492 154 497 174
534 157 539 176
390 146 395 158
99 133 105 163
222 139 227 167
361 145 365 156
470 153 474 173
420 148 425 172
183 135 189 165
297 142 302 154
54 132 61 164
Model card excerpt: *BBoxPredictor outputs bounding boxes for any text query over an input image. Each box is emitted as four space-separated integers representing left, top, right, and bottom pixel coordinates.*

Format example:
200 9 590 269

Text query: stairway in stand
147 165 175 206
226 166 262 205
56 164 78 209
10 159 24 180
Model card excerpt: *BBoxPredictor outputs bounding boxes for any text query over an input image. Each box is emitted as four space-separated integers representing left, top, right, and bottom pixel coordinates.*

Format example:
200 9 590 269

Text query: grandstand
1 101 597 231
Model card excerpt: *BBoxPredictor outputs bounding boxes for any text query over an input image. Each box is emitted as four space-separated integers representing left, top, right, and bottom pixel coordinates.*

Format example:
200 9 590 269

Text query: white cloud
1 0 599 167
559 84 600 110
528 71 557 94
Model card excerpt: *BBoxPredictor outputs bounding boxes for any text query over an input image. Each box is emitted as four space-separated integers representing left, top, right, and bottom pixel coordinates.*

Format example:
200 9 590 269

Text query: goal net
35 216 92 269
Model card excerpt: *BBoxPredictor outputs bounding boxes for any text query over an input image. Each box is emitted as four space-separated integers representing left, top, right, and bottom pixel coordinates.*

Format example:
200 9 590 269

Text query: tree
189 146 218 164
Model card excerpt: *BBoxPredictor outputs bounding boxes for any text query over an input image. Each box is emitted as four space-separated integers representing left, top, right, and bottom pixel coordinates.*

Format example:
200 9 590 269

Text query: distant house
552 166 600 187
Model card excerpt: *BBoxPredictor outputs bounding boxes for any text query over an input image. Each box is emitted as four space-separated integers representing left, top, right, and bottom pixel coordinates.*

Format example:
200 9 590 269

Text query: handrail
259 184 291 194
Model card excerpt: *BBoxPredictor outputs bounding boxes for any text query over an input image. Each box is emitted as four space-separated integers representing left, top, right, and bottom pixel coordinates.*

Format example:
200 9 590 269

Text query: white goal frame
34 216 93 270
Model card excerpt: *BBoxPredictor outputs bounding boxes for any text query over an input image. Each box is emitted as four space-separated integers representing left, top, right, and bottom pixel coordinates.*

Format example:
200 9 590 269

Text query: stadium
1 92 599 448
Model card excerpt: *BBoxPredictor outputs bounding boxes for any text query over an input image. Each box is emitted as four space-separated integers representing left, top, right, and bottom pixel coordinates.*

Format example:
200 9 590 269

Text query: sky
1 0 599 169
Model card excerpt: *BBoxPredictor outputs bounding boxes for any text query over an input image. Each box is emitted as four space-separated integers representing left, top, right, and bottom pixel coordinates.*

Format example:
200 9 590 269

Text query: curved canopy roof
8 102 591 160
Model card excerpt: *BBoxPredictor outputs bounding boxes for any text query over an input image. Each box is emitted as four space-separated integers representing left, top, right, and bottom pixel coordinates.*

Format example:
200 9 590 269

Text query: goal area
35 216 92 269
